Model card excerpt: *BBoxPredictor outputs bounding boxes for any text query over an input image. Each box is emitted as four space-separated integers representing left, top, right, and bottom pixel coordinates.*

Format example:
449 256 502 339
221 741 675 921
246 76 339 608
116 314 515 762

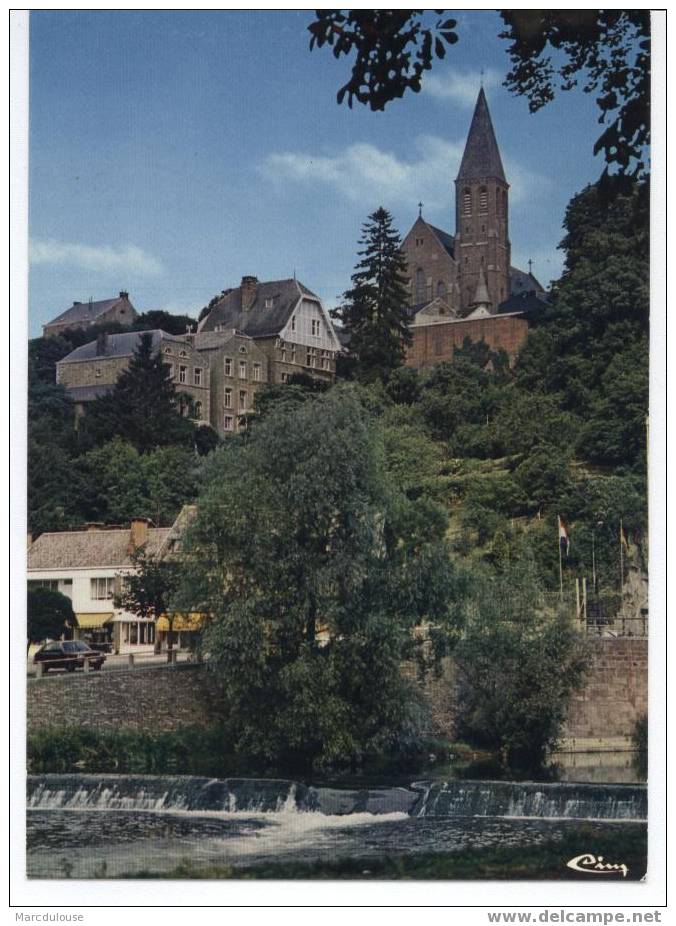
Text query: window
179 350 187 358
415 237 424 247
462 189 472 215
311 319 320 337
166 363 175 379
239 360 247 379
194 400 203 420
291 345 297 364
479 187 488 211
223 415 234 432
91 577 115 600
307 347 317 368
281 372 289 383
265 297 273 309
239 345 247 354
194 368 202 386
321 351 330 370
224 357 233 376
281 345 286 362
253 363 262 382
179 365 187 384
224 388 232 408
164 347 172 355
415 268 426 304
95 368 102 378
239 390 247 410
437 281 447 298
28 579 59 592
291 315 296 332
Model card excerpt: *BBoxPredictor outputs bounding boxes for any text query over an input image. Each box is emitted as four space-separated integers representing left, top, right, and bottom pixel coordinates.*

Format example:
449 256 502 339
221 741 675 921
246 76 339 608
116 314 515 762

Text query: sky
28 10 604 337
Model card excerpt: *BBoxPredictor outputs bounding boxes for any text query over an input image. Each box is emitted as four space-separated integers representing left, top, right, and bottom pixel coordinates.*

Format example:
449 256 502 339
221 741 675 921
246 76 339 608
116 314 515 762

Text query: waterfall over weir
27 775 647 821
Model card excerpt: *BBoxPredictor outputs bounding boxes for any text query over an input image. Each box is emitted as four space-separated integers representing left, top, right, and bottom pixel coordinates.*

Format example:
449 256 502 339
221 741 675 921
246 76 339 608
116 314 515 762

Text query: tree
116 549 184 657
453 559 588 767
308 10 650 178
179 385 462 771
82 333 195 452
333 207 411 381
27 588 77 649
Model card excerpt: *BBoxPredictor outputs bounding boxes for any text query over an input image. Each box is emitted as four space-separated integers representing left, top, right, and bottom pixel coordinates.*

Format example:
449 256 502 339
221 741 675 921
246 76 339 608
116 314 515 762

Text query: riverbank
124 823 647 881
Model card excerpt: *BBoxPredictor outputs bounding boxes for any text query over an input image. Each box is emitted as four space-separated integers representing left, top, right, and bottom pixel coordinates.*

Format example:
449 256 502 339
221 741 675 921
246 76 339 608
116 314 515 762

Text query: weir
27 775 647 821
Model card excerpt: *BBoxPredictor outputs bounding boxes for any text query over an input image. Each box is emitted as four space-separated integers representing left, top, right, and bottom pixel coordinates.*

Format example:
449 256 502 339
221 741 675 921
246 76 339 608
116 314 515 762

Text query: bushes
27 727 235 776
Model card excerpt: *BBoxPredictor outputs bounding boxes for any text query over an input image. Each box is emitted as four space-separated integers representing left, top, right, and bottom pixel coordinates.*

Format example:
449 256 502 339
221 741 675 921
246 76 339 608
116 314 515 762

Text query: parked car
33 640 106 673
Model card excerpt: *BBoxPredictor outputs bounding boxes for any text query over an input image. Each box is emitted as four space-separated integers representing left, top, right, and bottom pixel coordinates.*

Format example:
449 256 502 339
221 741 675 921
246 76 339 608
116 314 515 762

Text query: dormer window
164 347 172 355
179 350 187 358
265 297 273 309
239 345 247 354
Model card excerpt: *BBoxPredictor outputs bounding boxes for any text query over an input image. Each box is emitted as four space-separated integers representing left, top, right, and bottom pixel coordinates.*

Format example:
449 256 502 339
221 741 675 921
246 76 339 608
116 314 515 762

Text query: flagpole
558 517 564 601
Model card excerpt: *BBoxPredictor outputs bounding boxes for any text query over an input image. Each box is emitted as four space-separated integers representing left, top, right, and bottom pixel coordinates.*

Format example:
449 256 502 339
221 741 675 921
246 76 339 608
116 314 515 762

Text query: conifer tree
334 207 411 380
83 333 195 453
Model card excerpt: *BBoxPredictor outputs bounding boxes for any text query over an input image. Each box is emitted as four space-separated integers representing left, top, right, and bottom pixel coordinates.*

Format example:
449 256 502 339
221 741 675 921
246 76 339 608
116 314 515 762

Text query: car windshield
62 642 89 653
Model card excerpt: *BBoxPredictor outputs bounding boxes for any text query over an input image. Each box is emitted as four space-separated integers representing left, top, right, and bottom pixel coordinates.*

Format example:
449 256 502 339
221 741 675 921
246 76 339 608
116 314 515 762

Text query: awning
156 612 204 632
76 613 114 629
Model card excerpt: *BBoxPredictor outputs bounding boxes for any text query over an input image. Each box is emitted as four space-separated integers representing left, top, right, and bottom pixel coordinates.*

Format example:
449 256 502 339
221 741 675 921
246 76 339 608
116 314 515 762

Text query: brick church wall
406 313 529 368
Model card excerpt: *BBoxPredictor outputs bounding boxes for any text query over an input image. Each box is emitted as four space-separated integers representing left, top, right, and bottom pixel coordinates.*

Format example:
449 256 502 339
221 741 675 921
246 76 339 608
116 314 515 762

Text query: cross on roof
527 258 533 274
418 201 423 218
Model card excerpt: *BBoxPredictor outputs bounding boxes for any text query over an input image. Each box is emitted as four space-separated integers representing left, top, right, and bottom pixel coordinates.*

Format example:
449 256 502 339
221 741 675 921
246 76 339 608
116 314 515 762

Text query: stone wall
26 663 215 735
405 313 529 368
27 640 648 751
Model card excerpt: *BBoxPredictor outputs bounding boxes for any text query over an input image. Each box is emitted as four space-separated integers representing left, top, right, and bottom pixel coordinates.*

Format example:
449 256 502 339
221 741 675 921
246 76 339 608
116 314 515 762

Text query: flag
620 521 629 551
558 516 570 557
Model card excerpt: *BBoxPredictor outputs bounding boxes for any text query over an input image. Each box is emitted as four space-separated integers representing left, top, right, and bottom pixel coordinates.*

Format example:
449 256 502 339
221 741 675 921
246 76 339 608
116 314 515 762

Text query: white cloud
30 239 164 276
260 135 546 213
424 68 500 106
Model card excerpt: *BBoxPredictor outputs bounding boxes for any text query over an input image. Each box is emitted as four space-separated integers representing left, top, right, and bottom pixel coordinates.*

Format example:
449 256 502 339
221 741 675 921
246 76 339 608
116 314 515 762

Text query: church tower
455 88 511 314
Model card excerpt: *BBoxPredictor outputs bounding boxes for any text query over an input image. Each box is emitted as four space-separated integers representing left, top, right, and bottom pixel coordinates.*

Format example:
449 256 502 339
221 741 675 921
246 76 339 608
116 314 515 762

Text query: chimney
96 332 108 356
128 517 151 554
73 301 82 306
119 291 129 300
241 276 258 311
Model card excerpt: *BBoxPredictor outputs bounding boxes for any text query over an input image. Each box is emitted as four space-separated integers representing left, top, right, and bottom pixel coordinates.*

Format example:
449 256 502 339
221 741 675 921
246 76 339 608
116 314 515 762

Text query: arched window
462 189 472 215
479 187 488 212
437 280 446 298
415 268 426 304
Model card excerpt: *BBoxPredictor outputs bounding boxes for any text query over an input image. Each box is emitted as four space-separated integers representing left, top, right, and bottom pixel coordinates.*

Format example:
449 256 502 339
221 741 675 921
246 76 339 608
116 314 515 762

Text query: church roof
199 278 316 338
426 224 455 258
456 88 507 183
45 294 134 329
509 266 545 296
499 290 550 316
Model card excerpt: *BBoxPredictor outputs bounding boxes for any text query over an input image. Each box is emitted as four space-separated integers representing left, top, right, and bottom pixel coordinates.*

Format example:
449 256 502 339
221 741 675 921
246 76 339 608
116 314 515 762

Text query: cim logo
566 853 629 878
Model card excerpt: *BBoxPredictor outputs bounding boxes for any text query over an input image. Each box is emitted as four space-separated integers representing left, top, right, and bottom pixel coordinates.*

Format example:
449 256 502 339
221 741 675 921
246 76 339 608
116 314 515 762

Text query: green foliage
310 11 649 179
333 207 411 381
117 547 184 652
308 11 458 110
27 588 77 644
82 333 196 452
179 385 462 771
454 559 589 766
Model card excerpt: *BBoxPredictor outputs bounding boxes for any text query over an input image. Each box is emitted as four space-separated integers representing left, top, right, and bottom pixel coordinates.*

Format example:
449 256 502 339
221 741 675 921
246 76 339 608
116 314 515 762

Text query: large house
55 276 342 436
43 291 138 339
400 88 549 367
27 511 194 654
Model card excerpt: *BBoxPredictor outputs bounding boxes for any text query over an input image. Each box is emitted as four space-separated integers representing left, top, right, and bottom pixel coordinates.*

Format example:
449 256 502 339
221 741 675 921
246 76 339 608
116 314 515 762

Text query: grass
124 823 647 881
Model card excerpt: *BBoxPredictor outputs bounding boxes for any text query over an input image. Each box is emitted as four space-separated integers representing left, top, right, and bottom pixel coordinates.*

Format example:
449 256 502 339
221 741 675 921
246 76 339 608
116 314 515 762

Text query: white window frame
90 577 115 601
239 390 247 410
253 363 261 382
224 388 233 408
224 357 233 376
179 365 187 384
223 415 234 432
239 360 247 379
194 367 202 386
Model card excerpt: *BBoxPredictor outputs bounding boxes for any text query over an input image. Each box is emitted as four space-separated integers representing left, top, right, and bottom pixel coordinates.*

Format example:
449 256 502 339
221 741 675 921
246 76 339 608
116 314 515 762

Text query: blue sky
28 10 603 336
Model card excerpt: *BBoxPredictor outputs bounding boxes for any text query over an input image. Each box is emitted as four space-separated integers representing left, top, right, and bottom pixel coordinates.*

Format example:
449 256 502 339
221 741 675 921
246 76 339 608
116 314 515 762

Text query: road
26 649 194 678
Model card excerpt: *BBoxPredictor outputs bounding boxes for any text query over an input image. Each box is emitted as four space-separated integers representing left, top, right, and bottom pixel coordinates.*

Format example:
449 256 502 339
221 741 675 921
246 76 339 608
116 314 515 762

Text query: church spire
456 87 506 183
470 267 491 311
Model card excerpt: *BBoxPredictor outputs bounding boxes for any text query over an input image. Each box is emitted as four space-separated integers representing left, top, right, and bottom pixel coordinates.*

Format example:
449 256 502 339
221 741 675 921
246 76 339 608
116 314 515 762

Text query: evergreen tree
333 207 411 381
82 333 195 453
27 588 77 647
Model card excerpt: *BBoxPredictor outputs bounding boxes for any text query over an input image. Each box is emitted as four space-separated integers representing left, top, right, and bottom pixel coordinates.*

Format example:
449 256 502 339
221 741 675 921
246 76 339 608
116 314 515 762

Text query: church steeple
455 88 511 315
456 87 506 184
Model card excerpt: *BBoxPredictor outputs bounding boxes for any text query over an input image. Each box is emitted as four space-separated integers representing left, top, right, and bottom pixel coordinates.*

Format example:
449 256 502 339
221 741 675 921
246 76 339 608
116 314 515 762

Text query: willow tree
179 385 463 772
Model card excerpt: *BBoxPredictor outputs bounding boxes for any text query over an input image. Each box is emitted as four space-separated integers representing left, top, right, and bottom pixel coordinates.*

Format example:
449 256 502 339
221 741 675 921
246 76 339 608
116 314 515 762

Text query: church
400 88 548 368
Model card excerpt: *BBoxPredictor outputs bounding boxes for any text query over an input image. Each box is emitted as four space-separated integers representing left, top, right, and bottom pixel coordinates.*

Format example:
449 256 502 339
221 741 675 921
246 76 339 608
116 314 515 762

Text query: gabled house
43 291 138 338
